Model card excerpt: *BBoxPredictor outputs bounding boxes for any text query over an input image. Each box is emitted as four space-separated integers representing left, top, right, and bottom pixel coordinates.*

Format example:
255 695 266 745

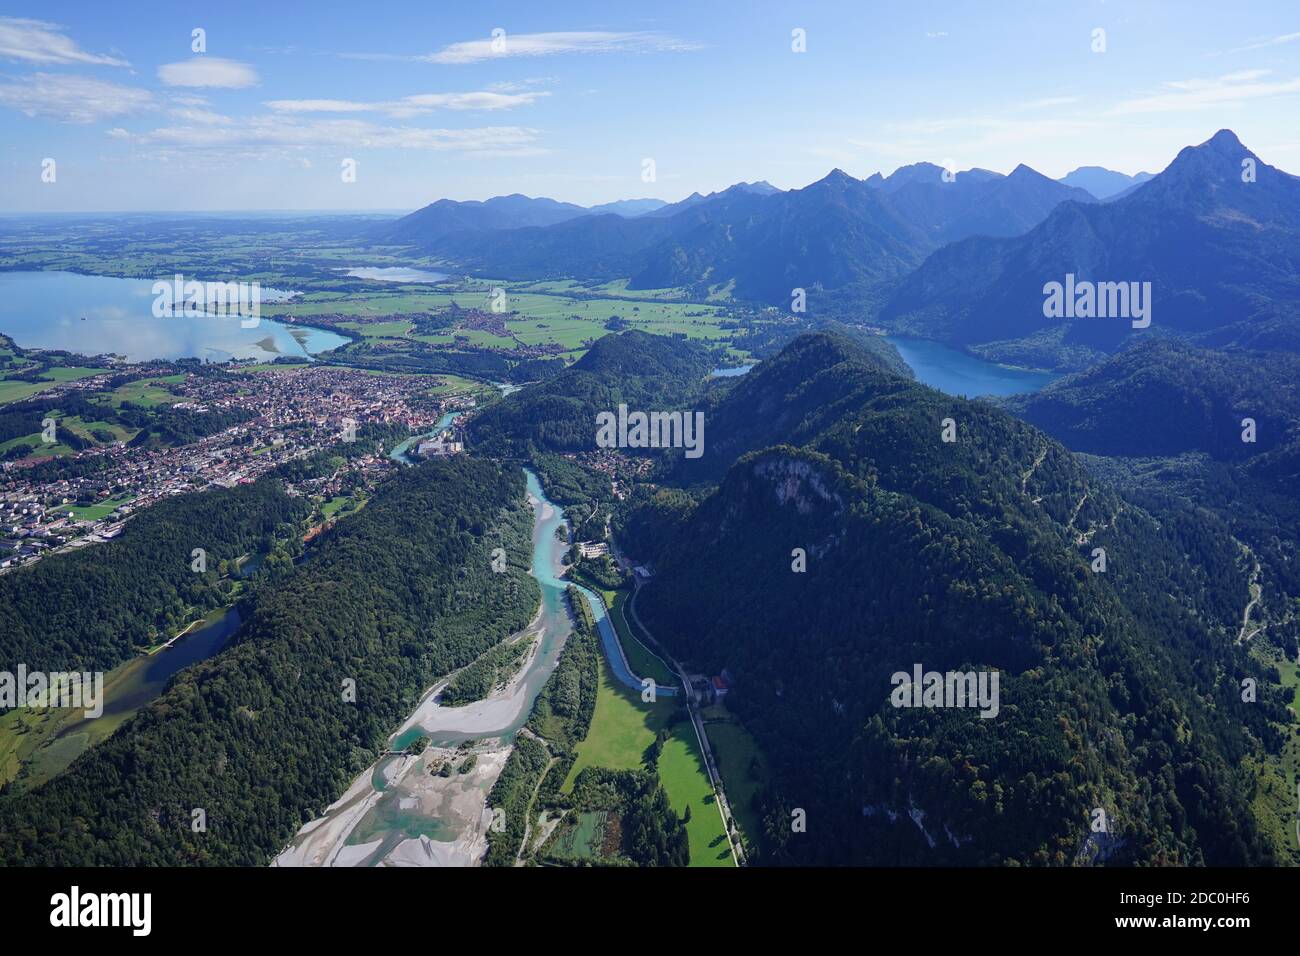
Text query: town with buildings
0 363 475 572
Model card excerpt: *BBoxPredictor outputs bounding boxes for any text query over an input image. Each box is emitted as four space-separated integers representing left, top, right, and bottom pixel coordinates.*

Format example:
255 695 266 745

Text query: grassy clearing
339 319 414 338
1246 641 1300 863
101 376 185 408
545 810 608 861
426 374 495 397
658 728 735 867
319 495 354 519
562 654 673 790
65 494 134 522
0 366 108 405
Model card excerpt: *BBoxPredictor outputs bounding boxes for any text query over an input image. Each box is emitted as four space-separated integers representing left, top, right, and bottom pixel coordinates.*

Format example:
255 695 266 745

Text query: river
274 467 575 866
274 463 673 866
388 410 459 465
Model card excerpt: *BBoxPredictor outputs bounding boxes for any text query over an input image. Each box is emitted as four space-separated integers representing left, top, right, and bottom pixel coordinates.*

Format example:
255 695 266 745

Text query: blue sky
2 0 1298 211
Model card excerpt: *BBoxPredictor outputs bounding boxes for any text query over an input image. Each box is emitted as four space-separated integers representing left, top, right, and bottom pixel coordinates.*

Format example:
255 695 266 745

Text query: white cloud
157 57 259 88
353 31 701 65
265 90 547 116
488 77 556 92
0 73 153 123
169 106 232 124
128 116 542 154
1110 70 1300 115
0 17 129 67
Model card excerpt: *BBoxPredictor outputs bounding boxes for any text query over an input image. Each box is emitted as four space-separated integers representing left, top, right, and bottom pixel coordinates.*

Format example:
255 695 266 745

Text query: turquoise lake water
0 271 348 362
886 336 1060 397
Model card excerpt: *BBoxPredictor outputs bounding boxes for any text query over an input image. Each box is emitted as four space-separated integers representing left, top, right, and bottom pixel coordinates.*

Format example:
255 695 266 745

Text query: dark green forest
467 330 717 457
632 332 1292 866
0 479 309 678
0 458 539 865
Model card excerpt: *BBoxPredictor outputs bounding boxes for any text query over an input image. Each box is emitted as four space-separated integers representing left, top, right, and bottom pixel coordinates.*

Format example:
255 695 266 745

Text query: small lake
345 267 449 283
710 365 754 378
886 336 1060 397
0 271 348 363
13 605 244 788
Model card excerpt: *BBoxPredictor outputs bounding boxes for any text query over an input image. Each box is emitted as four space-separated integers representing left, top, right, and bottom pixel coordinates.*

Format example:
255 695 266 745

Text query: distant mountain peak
1006 163 1046 181
817 168 858 186
1206 128 1246 151
1059 166 1153 200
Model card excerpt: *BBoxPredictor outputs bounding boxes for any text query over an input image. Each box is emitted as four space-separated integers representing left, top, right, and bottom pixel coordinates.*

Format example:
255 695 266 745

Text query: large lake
886 336 1059 397
0 271 348 362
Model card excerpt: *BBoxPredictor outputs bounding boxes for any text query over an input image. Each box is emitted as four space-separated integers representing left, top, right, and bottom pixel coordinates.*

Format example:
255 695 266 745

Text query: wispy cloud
1012 95 1081 112
157 57 259 88
265 90 547 117
0 73 153 122
0 17 129 67
348 31 702 65
1110 70 1300 114
1210 31 1300 56
126 117 543 155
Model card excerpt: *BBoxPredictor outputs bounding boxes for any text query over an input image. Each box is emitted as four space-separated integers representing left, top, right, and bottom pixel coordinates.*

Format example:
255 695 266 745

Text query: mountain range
387 163 1095 303
374 130 1300 373
880 131 1300 366
370 193 671 245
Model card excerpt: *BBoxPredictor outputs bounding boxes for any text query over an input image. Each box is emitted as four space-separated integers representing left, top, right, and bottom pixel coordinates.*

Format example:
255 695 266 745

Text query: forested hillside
467 330 716 457
633 332 1291 865
1004 339 1300 462
0 458 539 865
0 479 309 678
1005 337 1300 687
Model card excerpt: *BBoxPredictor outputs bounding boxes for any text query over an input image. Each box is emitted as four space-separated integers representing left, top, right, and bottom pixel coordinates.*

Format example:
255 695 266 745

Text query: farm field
266 280 742 355
559 648 729 867
0 366 107 405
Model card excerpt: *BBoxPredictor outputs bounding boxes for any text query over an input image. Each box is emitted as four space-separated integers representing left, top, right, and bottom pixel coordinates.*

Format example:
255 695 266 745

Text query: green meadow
562 655 673 788
658 728 735 867
560 644 733 867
